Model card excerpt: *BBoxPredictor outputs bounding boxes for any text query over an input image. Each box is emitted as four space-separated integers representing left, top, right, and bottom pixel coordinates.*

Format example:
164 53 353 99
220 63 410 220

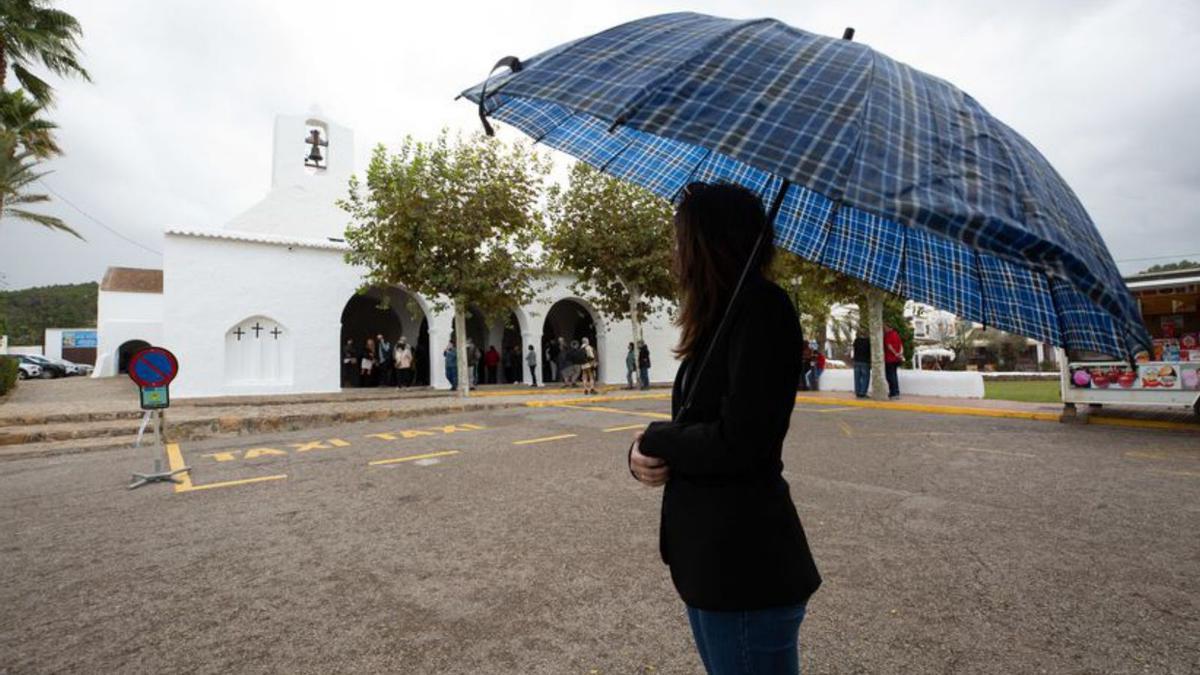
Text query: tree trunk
627 284 642 345
868 289 887 401
455 300 470 398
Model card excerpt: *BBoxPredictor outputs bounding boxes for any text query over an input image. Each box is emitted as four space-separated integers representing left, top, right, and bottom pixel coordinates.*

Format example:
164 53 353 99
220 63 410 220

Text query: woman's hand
629 431 669 487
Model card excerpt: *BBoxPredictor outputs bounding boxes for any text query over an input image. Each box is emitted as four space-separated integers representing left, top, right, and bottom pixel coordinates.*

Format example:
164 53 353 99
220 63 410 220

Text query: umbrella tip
842 27 855 41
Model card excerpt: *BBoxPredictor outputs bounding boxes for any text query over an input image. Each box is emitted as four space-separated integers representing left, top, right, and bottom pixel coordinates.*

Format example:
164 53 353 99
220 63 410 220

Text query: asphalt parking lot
2 396 1198 674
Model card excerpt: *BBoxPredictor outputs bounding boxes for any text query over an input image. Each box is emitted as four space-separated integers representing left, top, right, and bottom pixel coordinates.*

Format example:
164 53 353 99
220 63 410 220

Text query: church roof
165 227 349 251
100 267 163 293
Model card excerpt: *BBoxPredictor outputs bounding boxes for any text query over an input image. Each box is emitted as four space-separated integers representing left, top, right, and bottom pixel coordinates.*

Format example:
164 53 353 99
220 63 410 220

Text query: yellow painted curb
524 393 671 407
793 395 1062 422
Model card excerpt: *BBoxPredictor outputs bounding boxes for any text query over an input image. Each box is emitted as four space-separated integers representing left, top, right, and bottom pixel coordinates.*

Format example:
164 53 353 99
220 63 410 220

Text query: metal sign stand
126 346 188 490
128 408 189 489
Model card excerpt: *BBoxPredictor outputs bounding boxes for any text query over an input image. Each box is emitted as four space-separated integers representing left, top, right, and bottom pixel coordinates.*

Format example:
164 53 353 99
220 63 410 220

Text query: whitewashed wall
93 291 163 376
819 368 985 398
162 233 363 398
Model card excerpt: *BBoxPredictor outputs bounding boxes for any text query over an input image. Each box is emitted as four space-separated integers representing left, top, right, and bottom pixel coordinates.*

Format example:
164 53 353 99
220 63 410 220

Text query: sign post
126 347 188 489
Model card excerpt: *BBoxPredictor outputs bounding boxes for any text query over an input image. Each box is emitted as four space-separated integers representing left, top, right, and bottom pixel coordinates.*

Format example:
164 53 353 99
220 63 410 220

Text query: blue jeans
805 366 823 391
853 363 870 397
639 366 650 389
687 603 807 674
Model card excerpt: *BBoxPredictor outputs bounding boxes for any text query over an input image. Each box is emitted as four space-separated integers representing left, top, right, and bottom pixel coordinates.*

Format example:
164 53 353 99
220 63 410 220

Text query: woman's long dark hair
673 182 775 360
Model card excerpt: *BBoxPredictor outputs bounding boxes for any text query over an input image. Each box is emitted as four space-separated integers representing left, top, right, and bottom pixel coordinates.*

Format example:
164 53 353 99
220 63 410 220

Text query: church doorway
340 287 427 388
542 299 600 383
117 339 150 374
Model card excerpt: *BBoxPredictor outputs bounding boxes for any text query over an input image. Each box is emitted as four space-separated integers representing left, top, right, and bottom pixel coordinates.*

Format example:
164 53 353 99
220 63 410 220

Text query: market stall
1061 268 1200 416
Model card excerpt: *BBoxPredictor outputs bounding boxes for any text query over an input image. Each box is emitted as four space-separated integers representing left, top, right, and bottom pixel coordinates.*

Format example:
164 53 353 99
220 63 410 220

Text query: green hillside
0 283 98 345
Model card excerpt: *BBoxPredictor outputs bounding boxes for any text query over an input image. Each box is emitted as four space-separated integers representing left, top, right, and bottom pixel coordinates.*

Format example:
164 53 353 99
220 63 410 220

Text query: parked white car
17 361 42 379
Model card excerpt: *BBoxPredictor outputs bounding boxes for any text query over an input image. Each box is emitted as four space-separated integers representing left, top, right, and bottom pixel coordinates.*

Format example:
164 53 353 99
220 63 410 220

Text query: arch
225 316 292 385
542 297 606 383
117 339 150 374
340 286 430 388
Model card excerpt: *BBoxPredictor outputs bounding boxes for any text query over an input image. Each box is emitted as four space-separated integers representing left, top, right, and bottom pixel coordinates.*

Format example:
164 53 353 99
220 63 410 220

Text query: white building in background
93 112 680 398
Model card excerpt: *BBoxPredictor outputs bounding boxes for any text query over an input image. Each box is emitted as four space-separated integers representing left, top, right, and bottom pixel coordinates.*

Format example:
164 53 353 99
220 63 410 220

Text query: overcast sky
0 0 1197 291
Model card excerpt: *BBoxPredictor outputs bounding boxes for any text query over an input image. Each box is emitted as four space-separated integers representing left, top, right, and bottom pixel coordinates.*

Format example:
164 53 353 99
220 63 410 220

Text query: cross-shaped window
233 327 246 341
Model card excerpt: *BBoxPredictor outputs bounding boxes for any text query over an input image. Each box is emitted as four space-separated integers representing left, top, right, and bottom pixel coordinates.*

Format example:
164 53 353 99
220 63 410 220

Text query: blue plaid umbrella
460 12 1150 360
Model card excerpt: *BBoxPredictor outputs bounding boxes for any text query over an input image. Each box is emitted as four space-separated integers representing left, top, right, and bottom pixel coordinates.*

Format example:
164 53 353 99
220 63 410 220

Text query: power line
35 178 162 256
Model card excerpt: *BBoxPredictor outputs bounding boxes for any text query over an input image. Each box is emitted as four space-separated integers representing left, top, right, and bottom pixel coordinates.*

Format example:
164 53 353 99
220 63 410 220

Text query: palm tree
0 132 78 237
0 0 90 104
0 88 57 156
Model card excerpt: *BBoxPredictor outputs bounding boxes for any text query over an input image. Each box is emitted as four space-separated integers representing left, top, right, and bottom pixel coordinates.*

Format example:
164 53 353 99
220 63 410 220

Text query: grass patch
984 379 1061 403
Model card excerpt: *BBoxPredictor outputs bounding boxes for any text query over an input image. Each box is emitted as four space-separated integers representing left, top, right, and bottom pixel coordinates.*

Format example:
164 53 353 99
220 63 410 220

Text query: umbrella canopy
460 12 1150 360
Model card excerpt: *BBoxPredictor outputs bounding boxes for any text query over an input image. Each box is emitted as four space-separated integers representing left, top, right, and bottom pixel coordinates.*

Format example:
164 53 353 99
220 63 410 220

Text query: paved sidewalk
794 389 1200 431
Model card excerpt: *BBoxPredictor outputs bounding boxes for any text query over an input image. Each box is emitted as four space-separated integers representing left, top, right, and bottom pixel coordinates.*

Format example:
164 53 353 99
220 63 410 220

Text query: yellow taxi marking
369 450 461 466
513 433 578 445
963 447 1036 458
198 425 487 463
166 443 287 494
603 423 646 433
837 420 854 437
554 403 671 419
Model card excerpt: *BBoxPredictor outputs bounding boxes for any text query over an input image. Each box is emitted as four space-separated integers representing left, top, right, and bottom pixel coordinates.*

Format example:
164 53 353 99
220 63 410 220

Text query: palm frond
6 206 81 239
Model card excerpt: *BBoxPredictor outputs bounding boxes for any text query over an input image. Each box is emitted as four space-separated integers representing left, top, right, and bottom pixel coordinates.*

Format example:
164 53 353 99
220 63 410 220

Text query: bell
307 146 324 164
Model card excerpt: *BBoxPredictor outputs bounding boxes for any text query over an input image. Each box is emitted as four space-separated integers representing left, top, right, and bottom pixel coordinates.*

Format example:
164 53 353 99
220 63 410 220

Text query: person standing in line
637 341 651 389
394 337 414 389
799 344 812 391
564 339 583 387
806 343 825 391
852 332 871 398
443 341 458 390
361 337 377 386
627 182 820 673
376 334 394 387
625 342 638 390
466 340 479 389
501 344 514 384
484 345 500 384
525 344 539 386
546 338 561 383
884 323 903 399
580 337 598 395
342 338 357 388
555 337 568 384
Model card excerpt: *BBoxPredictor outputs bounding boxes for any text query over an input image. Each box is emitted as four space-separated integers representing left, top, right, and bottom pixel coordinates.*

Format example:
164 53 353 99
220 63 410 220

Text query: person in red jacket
884 323 903 398
483 345 500 384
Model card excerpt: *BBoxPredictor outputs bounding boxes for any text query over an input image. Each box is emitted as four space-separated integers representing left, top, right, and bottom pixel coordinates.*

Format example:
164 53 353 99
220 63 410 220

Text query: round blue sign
128 347 178 387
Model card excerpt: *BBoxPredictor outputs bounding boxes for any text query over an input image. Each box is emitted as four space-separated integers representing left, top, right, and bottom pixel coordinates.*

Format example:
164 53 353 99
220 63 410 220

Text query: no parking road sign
128 347 178 388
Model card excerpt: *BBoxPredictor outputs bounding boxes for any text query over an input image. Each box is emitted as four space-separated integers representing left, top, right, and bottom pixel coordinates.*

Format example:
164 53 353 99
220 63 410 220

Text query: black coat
638 275 821 611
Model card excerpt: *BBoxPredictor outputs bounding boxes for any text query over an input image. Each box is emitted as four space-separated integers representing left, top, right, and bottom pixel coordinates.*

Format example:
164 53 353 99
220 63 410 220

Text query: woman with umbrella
630 182 820 672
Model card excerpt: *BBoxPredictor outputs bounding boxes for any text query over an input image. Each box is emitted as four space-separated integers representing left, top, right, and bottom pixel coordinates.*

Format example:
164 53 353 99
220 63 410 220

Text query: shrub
0 356 18 396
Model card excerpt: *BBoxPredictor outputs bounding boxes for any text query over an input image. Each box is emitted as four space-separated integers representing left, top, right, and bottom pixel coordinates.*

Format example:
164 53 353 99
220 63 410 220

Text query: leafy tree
0 0 90 104
0 133 75 236
1140 260 1199 274
340 131 550 397
545 161 675 343
771 252 860 348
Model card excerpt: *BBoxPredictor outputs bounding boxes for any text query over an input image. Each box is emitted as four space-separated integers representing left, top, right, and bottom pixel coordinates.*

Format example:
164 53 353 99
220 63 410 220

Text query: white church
93 113 680 398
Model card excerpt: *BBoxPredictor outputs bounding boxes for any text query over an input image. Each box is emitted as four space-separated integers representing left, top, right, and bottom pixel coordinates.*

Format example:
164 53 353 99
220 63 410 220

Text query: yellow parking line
181 475 289 491
555 403 671 419
793 395 1061 422
369 450 461 466
166 443 287 493
513 434 578 445
524 393 670 407
1150 468 1200 478
811 407 857 413
603 424 645 433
